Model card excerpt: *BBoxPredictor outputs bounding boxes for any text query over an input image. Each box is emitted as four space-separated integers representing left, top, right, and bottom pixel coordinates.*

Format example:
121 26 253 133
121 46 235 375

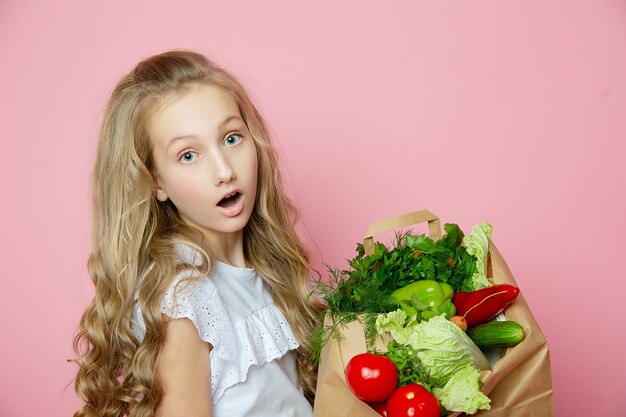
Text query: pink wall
1 1 624 416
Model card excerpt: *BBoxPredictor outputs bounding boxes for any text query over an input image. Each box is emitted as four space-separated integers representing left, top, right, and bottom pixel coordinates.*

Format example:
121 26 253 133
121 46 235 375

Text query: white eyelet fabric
131 243 309 414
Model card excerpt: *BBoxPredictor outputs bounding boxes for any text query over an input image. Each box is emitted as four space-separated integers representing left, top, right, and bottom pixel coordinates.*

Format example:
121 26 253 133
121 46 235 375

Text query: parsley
381 340 432 391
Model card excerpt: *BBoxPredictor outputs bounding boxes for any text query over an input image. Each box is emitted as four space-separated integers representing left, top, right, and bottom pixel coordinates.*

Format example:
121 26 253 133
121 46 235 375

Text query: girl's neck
204 229 249 268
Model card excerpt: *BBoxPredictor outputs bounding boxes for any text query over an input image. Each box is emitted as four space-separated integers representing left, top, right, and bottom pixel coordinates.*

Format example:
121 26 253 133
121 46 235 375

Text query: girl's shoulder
135 242 203 284
173 242 204 267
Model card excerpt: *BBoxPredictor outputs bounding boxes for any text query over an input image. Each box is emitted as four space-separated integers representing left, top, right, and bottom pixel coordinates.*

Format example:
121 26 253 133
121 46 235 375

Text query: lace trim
159 282 299 401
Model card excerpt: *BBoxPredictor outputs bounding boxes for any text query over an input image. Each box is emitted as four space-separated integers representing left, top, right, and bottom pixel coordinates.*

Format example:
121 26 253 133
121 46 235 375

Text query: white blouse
131 243 313 417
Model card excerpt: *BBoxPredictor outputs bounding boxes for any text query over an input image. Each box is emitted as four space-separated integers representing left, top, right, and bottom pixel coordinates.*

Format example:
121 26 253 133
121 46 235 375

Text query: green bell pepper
390 280 456 319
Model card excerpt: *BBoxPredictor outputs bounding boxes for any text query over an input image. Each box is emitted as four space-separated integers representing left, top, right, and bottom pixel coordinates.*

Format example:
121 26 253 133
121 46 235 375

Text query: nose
211 150 236 185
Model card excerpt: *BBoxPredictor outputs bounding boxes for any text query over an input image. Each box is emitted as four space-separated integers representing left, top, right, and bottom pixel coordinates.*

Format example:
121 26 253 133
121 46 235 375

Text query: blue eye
178 151 198 164
224 133 242 146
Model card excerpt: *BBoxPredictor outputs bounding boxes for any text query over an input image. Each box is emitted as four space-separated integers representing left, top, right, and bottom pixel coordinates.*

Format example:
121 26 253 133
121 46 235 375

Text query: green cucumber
467 320 525 350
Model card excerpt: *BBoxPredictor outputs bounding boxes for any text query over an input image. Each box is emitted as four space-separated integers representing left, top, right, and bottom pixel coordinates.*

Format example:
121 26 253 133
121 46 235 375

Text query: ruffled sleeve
135 243 301 403
160 271 237 363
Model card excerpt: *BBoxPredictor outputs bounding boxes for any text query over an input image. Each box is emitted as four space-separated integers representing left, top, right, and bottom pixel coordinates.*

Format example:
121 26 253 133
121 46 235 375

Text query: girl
72 49 325 417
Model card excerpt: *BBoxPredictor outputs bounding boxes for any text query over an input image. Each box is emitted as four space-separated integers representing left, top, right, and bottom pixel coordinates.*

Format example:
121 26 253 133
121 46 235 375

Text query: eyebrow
166 115 243 149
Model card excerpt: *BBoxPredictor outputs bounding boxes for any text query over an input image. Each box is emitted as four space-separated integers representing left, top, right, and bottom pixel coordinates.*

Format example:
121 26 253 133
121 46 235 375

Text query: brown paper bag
313 210 554 417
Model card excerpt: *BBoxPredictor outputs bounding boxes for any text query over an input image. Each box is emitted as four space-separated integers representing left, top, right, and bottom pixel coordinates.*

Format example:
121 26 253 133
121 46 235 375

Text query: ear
154 187 168 202
152 172 169 202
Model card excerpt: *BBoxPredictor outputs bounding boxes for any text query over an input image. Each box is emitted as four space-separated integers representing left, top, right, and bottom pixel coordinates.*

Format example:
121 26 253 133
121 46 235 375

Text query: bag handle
363 210 442 256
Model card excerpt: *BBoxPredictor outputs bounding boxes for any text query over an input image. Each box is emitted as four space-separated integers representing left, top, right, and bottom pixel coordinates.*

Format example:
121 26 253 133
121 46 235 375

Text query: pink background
1 1 625 416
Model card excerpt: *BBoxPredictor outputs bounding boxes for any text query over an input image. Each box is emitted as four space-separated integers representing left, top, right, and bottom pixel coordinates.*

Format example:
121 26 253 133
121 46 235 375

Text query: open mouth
217 192 241 208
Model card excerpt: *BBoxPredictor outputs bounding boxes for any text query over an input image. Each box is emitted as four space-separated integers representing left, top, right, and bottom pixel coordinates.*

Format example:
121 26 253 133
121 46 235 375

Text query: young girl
72 49 325 417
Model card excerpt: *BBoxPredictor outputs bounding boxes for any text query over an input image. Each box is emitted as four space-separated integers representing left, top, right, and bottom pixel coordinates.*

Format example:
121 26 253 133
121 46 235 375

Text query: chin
218 214 253 232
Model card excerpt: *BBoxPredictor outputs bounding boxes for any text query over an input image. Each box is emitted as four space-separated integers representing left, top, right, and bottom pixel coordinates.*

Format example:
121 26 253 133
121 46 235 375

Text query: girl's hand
155 316 214 417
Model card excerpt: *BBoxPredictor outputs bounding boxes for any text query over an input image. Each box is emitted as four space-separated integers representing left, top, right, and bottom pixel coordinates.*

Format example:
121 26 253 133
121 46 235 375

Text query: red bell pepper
452 284 520 327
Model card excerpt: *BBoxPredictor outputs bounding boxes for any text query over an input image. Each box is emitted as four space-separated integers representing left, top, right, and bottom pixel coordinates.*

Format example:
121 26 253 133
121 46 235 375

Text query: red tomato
368 401 387 416
386 384 440 417
345 353 398 402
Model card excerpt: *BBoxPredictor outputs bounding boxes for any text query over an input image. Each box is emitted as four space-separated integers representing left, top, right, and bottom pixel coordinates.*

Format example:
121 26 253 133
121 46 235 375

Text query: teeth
225 192 237 199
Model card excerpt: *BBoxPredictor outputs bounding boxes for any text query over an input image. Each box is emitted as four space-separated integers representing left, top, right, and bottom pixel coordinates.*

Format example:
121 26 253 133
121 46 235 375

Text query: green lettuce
376 313 490 385
402 315 490 386
433 364 491 414
375 309 414 344
375 312 492 414
463 222 494 290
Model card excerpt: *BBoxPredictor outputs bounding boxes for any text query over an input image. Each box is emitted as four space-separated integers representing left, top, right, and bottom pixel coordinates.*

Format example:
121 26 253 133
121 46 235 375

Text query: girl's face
147 84 258 247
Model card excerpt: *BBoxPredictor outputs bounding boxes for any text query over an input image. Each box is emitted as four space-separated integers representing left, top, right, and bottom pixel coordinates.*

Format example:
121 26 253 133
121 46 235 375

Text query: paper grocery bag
312 210 554 417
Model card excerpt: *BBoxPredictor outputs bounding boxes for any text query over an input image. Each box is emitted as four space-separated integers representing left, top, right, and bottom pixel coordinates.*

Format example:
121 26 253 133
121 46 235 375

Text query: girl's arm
155 316 214 417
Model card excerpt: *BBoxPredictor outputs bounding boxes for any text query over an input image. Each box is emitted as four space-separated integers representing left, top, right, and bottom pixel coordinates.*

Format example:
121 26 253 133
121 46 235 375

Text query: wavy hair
71 49 325 417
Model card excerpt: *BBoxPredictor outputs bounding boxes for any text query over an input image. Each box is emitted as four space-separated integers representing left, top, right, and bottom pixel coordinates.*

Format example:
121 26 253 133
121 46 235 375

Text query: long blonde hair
71 49 325 417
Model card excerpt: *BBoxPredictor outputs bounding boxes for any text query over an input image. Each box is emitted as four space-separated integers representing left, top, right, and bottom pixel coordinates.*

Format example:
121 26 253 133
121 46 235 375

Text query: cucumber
467 320 525 350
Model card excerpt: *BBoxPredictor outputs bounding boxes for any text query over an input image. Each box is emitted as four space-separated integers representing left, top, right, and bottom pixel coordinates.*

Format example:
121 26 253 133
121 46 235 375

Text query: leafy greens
376 311 492 414
309 223 484 363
